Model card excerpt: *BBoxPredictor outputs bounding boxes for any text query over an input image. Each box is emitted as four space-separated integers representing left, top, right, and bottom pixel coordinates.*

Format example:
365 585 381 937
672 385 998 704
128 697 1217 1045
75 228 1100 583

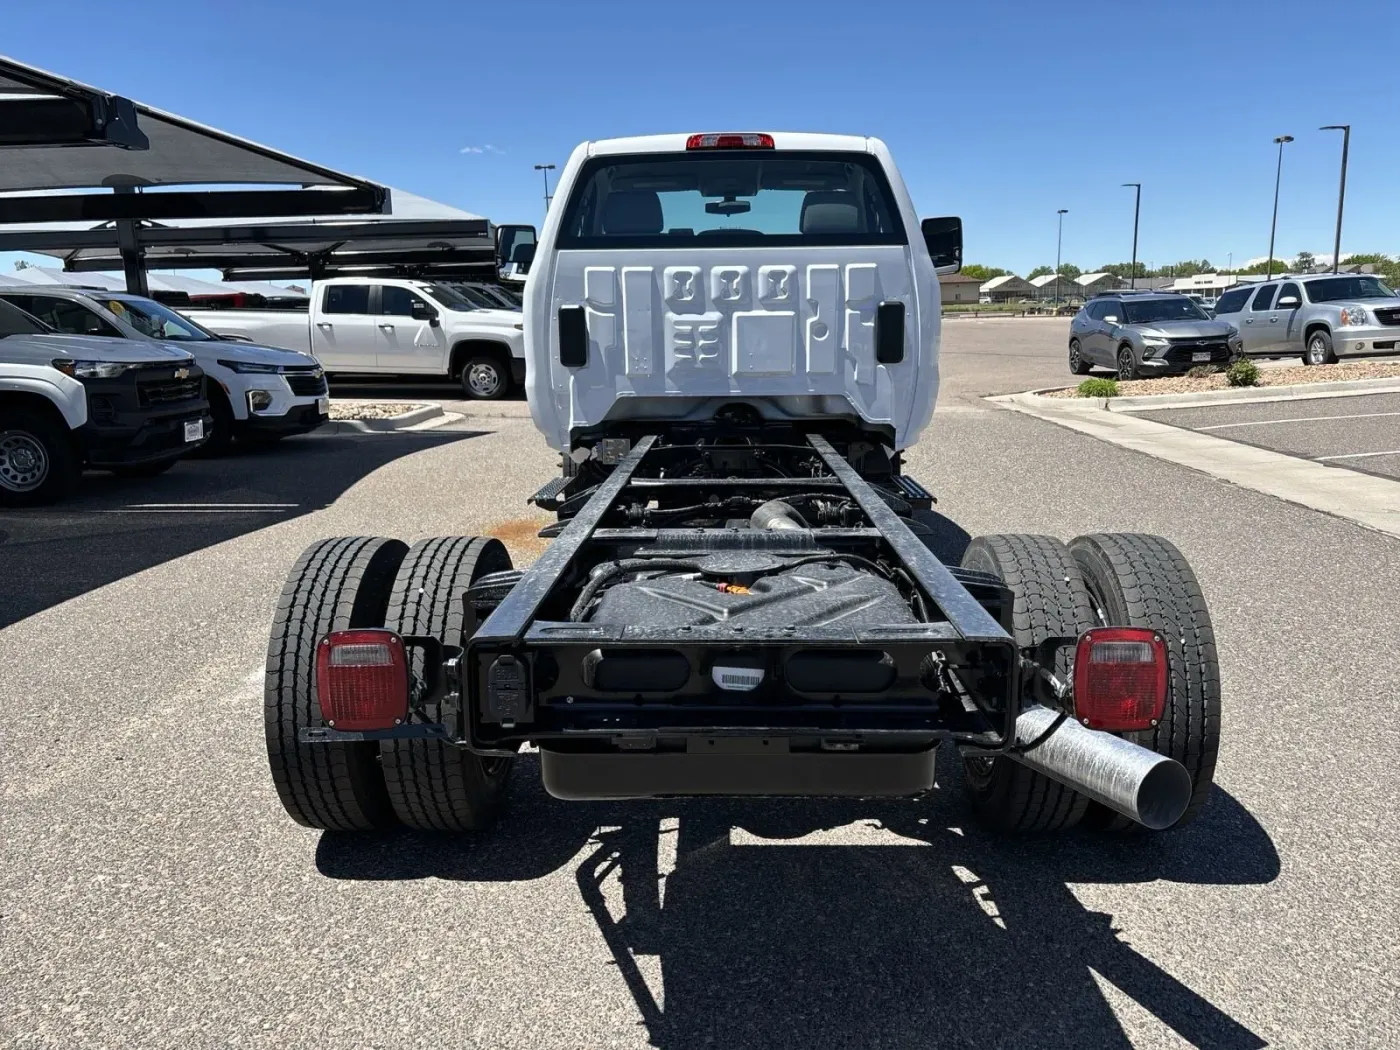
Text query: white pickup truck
185 277 526 400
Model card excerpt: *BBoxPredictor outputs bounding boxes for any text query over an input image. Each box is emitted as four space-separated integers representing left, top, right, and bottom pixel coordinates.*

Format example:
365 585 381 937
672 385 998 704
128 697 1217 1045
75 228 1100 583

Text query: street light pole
533 163 557 214
1055 208 1068 308
1321 124 1351 273
1122 183 1141 289
1266 135 1293 278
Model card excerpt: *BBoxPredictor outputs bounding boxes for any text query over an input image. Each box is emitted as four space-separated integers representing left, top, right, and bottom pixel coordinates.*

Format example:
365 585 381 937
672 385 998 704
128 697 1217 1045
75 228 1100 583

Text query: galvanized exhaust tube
1006 705 1192 830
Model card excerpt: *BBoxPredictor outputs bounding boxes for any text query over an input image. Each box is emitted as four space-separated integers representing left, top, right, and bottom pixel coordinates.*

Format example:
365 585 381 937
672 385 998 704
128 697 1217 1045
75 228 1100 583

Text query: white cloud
460 144 506 156
459 145 483 154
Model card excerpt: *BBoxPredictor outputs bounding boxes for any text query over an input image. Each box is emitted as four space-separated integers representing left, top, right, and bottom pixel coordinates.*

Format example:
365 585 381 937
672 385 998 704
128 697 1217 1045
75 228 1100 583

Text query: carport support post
113 187 149 297
1122 184 1141 289
1321 125 1350 273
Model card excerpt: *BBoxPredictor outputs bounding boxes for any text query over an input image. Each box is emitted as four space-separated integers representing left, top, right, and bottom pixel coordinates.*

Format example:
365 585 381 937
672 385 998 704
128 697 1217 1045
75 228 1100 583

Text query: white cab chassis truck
261 133 1221 841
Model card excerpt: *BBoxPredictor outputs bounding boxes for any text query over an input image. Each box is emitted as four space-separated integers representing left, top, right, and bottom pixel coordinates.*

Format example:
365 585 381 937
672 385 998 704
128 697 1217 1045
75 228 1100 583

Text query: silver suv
1212 273 1400 365
1068 291 1241 379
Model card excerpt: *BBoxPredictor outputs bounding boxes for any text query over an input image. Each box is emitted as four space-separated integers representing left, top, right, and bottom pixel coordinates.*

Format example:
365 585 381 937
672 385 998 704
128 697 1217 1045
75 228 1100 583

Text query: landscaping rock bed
1043 360 1400 398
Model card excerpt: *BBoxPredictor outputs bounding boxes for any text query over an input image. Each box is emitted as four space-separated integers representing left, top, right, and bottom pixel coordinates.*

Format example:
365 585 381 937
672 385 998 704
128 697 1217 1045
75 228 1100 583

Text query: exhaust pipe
1006 705 1192 830
751 499 806 531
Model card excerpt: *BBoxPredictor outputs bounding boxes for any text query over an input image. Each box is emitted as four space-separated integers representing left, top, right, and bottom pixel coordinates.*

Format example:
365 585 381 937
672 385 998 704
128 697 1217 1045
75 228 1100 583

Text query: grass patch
1077 377 1119 398
1226 359 1260 387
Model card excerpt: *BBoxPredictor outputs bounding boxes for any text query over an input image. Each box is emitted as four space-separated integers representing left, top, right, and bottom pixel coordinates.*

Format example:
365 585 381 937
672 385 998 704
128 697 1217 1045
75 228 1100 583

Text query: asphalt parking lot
4 317 1399 1049
1138 391 1400 480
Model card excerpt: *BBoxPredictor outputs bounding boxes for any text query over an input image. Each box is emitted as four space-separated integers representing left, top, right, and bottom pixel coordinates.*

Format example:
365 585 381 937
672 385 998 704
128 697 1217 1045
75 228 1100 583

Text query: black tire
110 457 178 478
265 536 409 830
1116 345 1140 380
1069 533 1220 830
0 410 78 508
380 536 516 831
196 387 236 457
459 351 511 401
1068 339 1092 375
1305 328 1337 366
959 534 1096 832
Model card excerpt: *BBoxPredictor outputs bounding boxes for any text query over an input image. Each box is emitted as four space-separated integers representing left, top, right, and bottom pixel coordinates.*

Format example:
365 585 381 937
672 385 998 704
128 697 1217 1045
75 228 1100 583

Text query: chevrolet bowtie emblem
173 367 190 379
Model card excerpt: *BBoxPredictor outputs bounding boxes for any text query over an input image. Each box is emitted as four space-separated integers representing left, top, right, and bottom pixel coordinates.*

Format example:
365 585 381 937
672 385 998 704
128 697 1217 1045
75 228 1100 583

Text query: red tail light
685 132 775 150
1072 627 1167 731
315 629 408 730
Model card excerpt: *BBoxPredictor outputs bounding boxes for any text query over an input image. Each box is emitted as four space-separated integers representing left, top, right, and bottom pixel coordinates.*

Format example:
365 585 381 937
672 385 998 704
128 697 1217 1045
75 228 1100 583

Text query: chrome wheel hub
467 362 501 397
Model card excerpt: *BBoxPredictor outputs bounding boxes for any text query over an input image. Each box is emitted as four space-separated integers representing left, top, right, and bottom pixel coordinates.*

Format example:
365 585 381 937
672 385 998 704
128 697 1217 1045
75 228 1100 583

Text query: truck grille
1164 339 1231 365
285 371 328 397
137 377 203 406
1373 308 1400 326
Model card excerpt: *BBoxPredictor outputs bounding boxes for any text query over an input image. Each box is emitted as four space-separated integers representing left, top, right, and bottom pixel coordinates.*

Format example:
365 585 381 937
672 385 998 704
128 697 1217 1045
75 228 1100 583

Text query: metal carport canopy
0 54 421 291
0 187 496 281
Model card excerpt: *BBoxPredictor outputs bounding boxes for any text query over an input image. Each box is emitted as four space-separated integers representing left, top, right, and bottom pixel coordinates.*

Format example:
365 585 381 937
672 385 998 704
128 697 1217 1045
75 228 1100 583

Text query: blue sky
3 0 1398 276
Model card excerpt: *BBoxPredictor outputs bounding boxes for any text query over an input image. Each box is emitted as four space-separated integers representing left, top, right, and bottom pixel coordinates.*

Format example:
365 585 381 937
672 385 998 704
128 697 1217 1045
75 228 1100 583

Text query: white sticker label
184 419 204 442
713 666 764 692
317 396 330 414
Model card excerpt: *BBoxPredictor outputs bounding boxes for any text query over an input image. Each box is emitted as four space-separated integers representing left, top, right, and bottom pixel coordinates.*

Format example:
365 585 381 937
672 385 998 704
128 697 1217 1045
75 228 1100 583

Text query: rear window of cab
557 151 907 250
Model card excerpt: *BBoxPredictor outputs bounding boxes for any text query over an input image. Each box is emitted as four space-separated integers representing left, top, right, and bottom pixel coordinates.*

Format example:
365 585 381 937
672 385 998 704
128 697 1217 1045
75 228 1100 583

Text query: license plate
1192 352 1211 363
184 419 204 443
317 396 330 415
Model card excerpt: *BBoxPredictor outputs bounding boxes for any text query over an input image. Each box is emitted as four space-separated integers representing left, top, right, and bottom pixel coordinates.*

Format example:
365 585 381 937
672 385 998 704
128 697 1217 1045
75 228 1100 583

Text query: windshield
559 150 906 249
105 297 215 341
1303 276 1396 302
1123 297 1209 324
444 284 497 309
420 283 478 311
0 298 51 337
466 284 518 309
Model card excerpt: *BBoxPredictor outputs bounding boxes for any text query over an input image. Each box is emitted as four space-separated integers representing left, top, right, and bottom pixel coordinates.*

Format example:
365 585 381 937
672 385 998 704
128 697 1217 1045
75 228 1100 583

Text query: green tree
960 264 1009 281
1154 259 1213 278
1293 251 1316 273
1097 262 1149 279
1338 253 1400 279
1060 263 1083 280
1027 265 1054 279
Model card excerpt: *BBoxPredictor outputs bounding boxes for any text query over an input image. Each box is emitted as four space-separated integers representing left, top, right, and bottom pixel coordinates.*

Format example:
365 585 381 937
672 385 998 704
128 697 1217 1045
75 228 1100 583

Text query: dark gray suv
1068 291 1242 379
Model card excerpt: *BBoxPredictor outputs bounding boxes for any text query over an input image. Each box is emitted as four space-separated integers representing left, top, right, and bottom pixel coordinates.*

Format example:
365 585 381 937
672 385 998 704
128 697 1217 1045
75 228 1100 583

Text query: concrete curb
1014 376 1400 413
989 392 1400 539
454 400 533 419
311 403 443 435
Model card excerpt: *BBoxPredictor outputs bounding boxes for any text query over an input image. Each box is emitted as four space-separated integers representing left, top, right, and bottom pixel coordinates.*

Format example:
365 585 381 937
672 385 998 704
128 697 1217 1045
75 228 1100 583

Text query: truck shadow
0 429 484 629
318 752 1277 1049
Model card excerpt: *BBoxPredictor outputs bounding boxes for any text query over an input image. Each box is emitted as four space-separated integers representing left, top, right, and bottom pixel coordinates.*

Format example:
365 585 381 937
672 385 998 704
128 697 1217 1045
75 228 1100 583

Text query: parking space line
123 502 301 508
1197 410 1400 431
1315 449 1400 462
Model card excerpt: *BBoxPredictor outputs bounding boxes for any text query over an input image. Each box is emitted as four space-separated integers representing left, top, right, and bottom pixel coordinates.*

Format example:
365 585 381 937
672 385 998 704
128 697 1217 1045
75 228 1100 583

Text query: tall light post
1320 125 1351 273
1266 135 1293 278
1055 208 1068 309
533 163 556 214
1122 183 1141 288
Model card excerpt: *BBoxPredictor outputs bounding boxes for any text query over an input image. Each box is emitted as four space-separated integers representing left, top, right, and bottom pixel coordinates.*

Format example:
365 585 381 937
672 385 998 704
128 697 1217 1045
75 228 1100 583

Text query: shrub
1226 359 1260 387
1186 364 1220 379
1077 378 1119 398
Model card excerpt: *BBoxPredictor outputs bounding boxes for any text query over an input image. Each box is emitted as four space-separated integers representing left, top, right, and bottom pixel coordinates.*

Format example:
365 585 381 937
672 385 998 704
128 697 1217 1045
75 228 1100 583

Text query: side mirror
496 223 538 268
1103 315 1120 325
411 301 439 325
1277 296 1300 308
920 216 962 274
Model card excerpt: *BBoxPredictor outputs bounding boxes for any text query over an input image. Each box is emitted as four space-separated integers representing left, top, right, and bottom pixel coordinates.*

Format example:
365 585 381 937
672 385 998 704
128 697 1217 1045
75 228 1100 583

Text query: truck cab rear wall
522 136 944 452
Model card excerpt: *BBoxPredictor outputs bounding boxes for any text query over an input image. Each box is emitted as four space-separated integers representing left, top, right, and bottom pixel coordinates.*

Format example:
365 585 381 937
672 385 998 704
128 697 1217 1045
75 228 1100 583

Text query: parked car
0 298 210 506
978 295 992 304
1068 291 1242 379
1212 273 1400 365
0 287 328 454
183 277 526 400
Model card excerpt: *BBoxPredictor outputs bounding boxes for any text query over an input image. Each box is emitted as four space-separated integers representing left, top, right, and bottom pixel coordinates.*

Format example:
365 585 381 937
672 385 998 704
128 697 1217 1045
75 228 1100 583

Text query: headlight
51 358 140 379
217 359 281 374
1339 306 1370 327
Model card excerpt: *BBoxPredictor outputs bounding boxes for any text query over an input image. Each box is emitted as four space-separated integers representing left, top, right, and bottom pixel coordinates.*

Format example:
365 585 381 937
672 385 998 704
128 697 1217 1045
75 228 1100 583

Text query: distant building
1076 272 1126 296
1029 273 1082 302
937 271 982 304
980 274 1037 303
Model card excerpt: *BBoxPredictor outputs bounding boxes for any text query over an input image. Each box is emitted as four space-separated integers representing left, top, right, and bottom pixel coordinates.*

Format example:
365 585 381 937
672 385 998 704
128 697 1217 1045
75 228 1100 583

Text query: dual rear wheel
959 532 1220 833
264 534 515 831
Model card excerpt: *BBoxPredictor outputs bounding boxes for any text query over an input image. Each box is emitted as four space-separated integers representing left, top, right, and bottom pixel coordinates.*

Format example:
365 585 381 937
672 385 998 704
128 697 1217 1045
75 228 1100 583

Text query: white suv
0 287 328 452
